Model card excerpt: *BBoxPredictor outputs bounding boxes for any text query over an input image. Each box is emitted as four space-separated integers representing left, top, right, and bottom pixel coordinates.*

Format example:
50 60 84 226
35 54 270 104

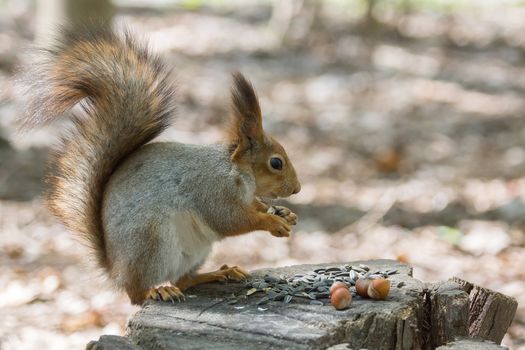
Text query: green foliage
181 0 205 10
437 226 463 246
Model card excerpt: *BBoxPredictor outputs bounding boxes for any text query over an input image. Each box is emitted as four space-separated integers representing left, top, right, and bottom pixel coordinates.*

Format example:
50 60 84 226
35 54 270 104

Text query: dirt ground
1 1 525 349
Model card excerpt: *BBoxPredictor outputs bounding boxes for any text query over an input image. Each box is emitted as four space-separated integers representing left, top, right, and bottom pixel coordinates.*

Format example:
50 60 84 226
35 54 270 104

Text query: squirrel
19 26 301 305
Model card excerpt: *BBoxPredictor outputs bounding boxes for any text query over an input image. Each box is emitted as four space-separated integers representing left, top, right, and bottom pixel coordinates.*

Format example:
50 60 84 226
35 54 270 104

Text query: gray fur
103 142 255 292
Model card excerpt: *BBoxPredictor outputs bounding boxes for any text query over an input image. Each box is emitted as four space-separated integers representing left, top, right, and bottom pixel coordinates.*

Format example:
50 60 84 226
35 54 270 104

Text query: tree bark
451 277 517 344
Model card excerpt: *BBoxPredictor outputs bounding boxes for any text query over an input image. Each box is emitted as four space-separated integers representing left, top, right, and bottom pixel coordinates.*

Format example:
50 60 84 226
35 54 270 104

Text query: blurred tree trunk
269 0 322 48
362 0 380 66
65 0 114 28
35 0 114 45
364 0 378 31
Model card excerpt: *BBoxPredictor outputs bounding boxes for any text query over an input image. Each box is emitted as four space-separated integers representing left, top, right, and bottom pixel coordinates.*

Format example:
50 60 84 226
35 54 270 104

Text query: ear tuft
229 71 263 143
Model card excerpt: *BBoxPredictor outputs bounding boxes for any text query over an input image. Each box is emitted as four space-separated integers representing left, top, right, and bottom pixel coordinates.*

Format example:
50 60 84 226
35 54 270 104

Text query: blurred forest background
1 0 525 349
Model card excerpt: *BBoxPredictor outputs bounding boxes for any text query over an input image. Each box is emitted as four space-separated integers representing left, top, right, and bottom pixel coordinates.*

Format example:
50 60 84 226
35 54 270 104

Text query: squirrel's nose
292 183 301 195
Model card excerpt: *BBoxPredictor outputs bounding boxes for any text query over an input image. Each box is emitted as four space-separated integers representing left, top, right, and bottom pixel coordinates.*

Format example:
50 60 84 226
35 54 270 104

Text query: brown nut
330 286 352 310
355 278 372 298
355 277 390 300
368 278 390 300
329 281 348 295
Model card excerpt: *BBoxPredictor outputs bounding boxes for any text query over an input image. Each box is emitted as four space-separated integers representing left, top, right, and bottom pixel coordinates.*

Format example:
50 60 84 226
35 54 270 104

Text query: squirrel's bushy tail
19 26 175 270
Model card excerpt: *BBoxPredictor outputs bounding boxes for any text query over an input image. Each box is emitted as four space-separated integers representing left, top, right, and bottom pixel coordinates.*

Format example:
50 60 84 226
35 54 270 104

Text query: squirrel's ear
229 72 263 161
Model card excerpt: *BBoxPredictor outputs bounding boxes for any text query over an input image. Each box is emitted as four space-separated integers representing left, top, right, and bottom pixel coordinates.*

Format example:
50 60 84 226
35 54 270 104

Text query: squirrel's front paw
265 214 292 237
268 206 297 226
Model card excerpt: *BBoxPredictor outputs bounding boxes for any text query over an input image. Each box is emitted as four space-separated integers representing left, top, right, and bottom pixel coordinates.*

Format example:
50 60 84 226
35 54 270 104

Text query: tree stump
87 260 517 350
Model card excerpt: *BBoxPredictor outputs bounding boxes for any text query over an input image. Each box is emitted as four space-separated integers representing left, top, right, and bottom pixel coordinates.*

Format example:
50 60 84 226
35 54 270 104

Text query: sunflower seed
326 267 342 272
359 264 370 271
267 290 279 300
257 296 271 305
264 276 281 283
281 285 295 293
352 267 367 273
349 270 358 281
252 281 269 289
274 293 286 301
310 300 324 306
244 264 393 306
273 207 284 216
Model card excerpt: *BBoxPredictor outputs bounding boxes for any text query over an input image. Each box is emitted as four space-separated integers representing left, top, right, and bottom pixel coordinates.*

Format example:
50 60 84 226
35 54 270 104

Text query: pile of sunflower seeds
244 264 398 306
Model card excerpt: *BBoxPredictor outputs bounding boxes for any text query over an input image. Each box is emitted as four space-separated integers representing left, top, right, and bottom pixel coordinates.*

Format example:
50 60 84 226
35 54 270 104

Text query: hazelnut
330 286 352 310
355 278 371 298
329 281 348 295
368 278 390 300
355 277 390 300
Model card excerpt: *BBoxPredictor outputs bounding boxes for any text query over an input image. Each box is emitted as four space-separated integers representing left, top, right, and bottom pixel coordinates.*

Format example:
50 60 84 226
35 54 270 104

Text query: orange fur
227 73 301 200
19 26 175 271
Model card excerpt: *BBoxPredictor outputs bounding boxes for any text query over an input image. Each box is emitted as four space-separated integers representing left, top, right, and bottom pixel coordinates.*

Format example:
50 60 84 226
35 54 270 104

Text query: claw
214 265 249 281
146 286 185 303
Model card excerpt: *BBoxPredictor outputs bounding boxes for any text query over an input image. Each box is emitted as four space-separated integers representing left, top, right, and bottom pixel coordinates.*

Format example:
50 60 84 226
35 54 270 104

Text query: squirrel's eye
270 157 283 171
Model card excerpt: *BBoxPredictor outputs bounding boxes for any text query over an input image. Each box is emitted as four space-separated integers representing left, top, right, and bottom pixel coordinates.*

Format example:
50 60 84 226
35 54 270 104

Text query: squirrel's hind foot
217 264 250 281
145 286 185 303
175 265 249 291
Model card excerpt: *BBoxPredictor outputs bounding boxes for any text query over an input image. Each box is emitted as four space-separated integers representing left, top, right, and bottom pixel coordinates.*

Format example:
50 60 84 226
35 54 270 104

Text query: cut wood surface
87 260 517 350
